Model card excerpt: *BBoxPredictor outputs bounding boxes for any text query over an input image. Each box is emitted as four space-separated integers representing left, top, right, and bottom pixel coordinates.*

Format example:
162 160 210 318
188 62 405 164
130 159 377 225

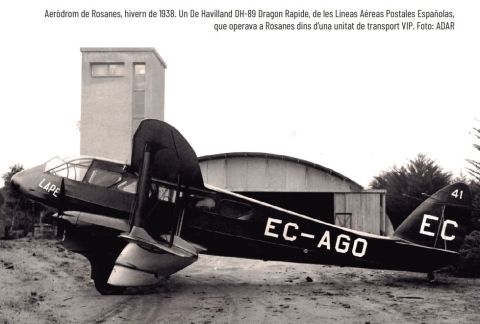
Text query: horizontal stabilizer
108 242 197 286
119 226 198 258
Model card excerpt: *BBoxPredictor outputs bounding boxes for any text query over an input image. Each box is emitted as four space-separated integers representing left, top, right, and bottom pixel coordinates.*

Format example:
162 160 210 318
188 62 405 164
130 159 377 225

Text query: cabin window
157 186 174 202
86 169 122 187
193 197 216 211
117 178 138 193
217 199 254 220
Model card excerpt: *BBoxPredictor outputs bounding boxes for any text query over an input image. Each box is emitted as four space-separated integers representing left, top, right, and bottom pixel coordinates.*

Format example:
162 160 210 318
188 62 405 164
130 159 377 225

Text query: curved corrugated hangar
199 153 393 236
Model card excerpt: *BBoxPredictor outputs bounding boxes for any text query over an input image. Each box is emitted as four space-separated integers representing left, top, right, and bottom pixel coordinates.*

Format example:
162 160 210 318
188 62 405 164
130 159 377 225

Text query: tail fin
393 183 472 252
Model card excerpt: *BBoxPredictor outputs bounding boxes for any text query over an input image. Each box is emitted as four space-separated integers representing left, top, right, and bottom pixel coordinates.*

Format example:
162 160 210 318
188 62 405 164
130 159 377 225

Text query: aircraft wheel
91 258 126 295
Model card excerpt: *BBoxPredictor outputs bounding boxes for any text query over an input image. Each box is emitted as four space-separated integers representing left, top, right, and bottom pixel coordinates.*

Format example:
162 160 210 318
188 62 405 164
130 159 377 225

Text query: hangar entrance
240 192 334 224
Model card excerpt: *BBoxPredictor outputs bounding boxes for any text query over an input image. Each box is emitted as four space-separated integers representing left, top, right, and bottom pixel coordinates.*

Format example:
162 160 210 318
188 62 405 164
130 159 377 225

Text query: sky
0 0 479 188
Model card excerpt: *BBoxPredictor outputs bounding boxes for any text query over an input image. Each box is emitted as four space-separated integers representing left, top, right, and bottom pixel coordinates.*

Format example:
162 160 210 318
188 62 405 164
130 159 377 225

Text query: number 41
451 189 463 199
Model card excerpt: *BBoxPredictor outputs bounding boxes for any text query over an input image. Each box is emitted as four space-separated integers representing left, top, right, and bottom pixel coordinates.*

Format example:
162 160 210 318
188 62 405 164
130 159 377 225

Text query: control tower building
80 47 166 162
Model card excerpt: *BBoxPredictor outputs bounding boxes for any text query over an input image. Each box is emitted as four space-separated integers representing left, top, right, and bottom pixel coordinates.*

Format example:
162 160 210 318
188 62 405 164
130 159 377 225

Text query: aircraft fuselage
11 157 458 274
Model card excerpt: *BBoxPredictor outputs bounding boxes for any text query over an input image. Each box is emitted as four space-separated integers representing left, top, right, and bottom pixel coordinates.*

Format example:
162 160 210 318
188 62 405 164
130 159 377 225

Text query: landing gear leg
427 272 436 284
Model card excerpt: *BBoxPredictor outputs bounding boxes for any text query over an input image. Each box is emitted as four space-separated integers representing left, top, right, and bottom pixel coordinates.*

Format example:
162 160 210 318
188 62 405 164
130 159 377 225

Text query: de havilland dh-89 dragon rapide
11 120 472 294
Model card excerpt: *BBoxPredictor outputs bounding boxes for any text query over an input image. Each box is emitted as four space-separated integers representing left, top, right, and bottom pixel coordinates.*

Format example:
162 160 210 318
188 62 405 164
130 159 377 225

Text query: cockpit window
86 169 122 187
44 156 67 172
46 157 93 182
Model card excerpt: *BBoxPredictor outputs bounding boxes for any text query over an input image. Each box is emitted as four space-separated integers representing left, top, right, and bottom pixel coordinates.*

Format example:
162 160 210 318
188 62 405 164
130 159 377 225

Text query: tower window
132 63 146 132
133 63 146 89
91 63 125 77
134 63 146 75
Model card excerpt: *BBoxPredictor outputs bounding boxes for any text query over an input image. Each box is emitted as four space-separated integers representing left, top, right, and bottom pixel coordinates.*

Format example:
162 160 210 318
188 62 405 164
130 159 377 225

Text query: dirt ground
0 238 479 324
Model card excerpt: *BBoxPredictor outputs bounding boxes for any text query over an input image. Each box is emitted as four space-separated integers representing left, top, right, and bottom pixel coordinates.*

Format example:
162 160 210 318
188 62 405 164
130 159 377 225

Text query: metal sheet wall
200 156 360 192
334 192 393 236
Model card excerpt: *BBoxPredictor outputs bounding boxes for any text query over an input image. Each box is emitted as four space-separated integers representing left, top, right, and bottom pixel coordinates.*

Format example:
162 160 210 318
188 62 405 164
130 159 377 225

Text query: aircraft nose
10 164 44 195
10 171 23 190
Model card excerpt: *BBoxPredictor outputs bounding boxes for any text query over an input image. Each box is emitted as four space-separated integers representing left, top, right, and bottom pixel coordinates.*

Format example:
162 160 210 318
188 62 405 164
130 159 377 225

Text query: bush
454 230 480 277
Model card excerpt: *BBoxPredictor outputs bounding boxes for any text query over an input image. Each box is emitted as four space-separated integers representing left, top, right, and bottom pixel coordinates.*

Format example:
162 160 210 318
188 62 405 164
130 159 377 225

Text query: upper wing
130 119 204 188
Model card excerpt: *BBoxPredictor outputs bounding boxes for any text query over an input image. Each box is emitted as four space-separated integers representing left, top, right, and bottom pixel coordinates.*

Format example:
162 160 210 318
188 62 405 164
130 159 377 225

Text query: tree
370 154 452 228
467 127 480 182
465 126 480 226
466 126 480 211
454 126 480 276
0 164 34 236
1 164 23 184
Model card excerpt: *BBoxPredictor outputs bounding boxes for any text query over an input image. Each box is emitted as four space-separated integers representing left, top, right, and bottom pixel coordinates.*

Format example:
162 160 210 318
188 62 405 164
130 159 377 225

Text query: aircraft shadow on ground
117 270 456 296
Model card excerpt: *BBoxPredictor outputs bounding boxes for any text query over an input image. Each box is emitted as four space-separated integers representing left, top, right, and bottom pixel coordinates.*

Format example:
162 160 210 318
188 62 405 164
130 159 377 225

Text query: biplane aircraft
11 120 472 294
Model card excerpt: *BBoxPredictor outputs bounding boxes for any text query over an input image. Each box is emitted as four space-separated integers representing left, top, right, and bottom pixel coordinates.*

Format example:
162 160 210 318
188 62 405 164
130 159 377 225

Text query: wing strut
120 141 197 258
131 143 152 229
169 175 185 247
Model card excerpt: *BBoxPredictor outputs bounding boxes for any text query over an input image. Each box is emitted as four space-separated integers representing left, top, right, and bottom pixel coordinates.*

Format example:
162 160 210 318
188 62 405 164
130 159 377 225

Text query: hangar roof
198 152 363 192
